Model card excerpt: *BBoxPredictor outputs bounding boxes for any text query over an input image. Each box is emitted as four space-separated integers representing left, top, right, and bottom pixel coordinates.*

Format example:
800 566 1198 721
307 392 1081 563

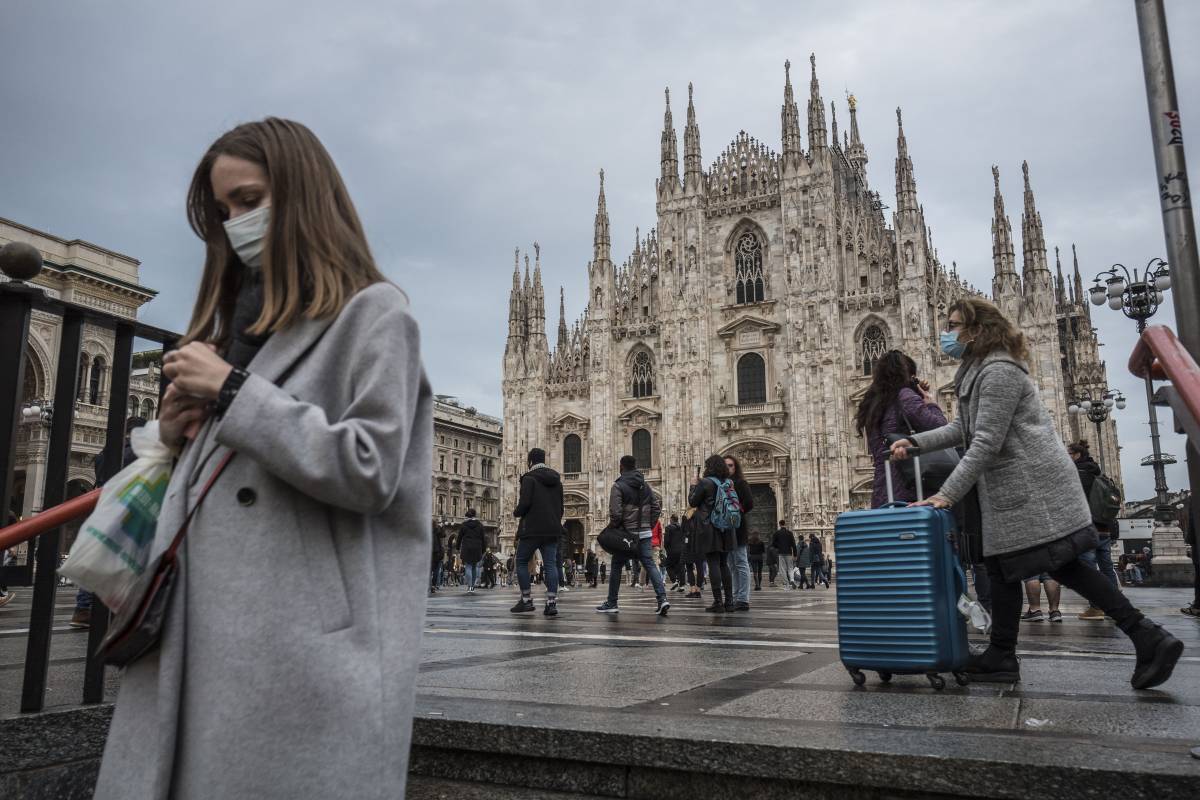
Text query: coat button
236 487 257 506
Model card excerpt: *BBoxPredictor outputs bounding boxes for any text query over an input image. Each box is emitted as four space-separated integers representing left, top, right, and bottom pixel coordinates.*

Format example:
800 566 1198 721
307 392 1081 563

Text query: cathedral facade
500 57 1120 557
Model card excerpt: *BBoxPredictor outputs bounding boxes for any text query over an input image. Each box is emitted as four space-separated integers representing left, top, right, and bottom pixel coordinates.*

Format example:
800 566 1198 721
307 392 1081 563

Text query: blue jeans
463 560 482 589
726 545 750 603
430 561 442 590
515 539 559 595
75 589 94 611
608 536 666 603
1078 534 1119 589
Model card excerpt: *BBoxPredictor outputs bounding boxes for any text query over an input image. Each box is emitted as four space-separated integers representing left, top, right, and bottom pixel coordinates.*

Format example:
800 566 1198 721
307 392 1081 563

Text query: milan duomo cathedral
500 56 1120 557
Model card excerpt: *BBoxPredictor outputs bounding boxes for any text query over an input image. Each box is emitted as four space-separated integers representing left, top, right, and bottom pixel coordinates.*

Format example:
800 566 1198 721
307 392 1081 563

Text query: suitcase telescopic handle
885 447 924 503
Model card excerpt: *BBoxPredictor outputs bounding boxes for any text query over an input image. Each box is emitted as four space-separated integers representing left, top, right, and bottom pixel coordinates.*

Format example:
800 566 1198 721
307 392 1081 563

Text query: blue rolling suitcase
833 451 970 690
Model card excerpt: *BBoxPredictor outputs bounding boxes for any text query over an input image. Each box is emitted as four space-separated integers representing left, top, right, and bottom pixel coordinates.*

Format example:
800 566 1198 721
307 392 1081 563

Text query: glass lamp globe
1068 404 1080 415
1116 397 1127 410
1089 285 1107 305
1153 290 1164 304
1108 295 1124 310
1104 396 1115 408
1106 276 1126 297
1154 270 1171 290
1081 399 1092 410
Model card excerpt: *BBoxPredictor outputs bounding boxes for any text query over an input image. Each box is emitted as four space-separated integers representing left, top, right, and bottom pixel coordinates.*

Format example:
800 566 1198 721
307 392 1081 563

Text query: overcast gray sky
3 1 1199 501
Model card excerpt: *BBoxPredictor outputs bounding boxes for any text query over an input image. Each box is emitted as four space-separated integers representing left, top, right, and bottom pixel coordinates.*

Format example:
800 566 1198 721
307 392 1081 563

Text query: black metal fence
1 245 179 713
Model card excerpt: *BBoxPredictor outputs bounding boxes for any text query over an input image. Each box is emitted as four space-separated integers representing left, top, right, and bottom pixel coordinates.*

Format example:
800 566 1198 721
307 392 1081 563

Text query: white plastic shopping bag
60 421 173 614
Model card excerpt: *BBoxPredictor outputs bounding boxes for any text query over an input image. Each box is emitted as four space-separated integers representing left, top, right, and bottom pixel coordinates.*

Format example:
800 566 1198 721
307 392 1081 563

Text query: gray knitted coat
909 350 1091 557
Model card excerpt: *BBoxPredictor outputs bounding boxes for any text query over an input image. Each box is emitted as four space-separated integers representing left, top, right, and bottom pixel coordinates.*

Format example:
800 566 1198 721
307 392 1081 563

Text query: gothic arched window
861 325 887 376
734 232 765 304
141 397 155 420
563 434 582 474
737 352 767 405
127 395 138 417
631 350 654 398
632 428 652 469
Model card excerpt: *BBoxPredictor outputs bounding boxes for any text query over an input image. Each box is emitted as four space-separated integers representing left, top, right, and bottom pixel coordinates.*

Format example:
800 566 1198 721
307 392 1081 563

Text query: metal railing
1 243 179 713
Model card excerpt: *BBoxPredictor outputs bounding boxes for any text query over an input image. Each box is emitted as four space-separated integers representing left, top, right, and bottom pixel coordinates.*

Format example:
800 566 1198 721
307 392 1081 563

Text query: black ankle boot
705 595 725 613
1127 618 1184 690
964 645 1020 683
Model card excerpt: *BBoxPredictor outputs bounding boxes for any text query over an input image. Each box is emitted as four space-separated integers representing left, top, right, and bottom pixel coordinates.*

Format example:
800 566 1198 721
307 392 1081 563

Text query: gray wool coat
94 283 432 800
909 350 1091 557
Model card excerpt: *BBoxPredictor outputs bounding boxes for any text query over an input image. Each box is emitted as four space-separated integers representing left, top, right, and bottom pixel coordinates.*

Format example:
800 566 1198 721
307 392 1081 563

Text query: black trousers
751 559 764 588
986 554 1142 652
1189 538 1199 607
706 553 732 602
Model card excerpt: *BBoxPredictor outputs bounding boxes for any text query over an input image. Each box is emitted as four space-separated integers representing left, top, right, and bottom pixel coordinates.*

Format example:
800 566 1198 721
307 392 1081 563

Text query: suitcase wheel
849 668 867 687
877 671 893 684
953 672 970 687
926 673 946 691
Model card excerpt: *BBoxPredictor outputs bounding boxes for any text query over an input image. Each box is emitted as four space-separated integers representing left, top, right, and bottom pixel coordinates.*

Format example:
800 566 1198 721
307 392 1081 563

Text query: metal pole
1143 369 1171 510
1135 0 1200 523
1094 417 1107 474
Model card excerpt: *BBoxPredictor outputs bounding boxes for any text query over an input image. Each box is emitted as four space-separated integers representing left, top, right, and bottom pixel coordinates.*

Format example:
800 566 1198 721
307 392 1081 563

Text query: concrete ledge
5 700 1200 800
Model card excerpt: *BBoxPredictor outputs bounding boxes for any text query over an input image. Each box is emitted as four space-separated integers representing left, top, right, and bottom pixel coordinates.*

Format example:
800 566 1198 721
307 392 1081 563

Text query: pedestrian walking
457 510 486 594
1180 500 1198 617
430 524 444 595
596 455 669 615
808 534 829 588
854 349 947 510
724 455 754 611
688 455 737 613
93 118 433 800
748 533 765 591
585 549 598 588
893 297 1183 688
795 535 814 589
1068 440 1121 619
664 514 686 591
771 521 797 589
511 448 563 616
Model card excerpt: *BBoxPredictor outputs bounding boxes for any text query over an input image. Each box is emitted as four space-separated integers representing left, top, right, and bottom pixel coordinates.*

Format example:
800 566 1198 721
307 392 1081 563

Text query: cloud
2 0 1198 500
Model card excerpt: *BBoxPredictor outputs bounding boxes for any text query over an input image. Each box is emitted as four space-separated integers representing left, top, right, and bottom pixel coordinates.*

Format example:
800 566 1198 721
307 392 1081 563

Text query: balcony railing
1 251 180 714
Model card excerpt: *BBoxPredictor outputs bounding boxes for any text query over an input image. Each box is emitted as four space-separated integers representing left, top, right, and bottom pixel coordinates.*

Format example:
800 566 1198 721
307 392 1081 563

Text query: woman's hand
162 342 233 400
158 384 211 448
889 439 913 460
910 495 952 509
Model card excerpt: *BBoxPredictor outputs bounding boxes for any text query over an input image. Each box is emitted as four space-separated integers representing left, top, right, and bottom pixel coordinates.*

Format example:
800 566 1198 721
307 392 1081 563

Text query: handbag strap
163 450 236 562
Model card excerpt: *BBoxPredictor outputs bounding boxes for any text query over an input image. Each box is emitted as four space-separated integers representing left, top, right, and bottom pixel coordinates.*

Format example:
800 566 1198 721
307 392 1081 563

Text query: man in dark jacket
457 510 486 594
511 448 564 616
771 521 798 590
663 515 685 591
596 455 669 616
808 533 829 588
1069 442 1120 619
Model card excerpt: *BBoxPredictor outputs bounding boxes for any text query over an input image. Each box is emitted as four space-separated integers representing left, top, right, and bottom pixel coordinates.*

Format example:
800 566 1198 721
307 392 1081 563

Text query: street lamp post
1067 388 1126 473
1089 258 1174 519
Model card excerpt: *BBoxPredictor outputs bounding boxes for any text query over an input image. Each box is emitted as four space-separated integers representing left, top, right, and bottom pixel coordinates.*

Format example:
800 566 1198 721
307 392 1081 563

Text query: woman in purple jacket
854 350 947 508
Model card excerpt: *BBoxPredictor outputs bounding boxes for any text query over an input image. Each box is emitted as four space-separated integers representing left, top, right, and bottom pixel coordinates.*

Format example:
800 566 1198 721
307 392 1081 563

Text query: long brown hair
183 117 387 347
948 297 1029 362
723 453 745 482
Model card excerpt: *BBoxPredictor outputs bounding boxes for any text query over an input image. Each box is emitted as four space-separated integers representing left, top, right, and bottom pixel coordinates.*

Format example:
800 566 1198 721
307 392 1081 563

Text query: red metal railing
1129 324 1200 433
0 489 99 552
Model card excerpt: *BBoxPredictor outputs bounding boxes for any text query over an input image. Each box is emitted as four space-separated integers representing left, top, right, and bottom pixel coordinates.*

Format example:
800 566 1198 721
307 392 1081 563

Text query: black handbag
885 401 960 493
98 450 235 668
597 524 639 557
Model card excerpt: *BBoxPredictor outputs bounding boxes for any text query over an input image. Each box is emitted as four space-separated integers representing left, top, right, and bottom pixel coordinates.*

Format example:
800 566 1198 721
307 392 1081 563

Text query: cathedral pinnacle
991 165 1019 291
1020 160 1049 281
781 59 803 169
894 106 919 220
593 169 611 263
830 100 839 148
683 82 703 190
557 286 568 349
660 87 679 187
846 91 867 171
1055 245 1066 306
807 53 826 150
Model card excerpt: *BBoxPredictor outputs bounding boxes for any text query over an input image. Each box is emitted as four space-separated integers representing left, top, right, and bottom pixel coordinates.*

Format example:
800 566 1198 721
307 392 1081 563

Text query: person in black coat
689 454 737 613
511 447 564 616
771 523 798 590
663 515 685 590
585 549 598 588
1069 441 1121 615
457 511 486 594
430 524 444 594
748 534 766 590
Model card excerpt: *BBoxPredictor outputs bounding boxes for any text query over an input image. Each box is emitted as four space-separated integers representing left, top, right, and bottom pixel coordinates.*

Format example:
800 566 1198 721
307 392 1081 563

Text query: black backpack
1087 473 1122 532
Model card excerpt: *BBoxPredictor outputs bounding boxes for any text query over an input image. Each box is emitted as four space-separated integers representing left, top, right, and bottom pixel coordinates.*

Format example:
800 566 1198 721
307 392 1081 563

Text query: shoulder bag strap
163 450 236 562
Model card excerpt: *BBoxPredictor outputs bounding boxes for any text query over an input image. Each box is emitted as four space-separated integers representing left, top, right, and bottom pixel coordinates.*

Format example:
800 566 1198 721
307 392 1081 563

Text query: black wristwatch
215 367 250 415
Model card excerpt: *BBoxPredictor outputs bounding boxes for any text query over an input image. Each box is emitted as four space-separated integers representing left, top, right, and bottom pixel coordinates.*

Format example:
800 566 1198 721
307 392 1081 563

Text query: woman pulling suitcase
891 298 1183 688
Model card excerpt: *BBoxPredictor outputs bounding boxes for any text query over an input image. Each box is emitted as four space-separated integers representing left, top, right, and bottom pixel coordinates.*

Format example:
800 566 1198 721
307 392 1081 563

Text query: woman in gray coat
892 298 1181 689
94 118 432 799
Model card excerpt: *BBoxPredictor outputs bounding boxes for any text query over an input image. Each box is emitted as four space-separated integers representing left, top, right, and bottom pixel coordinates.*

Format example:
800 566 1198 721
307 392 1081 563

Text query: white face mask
222 205 270 269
